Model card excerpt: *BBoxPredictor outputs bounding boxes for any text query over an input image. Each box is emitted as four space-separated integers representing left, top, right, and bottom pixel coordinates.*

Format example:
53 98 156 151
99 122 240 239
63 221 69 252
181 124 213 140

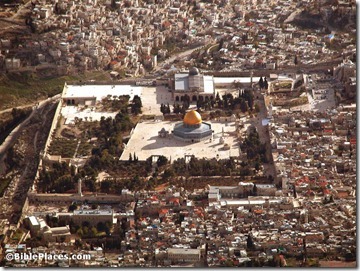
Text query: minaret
78 178 83 197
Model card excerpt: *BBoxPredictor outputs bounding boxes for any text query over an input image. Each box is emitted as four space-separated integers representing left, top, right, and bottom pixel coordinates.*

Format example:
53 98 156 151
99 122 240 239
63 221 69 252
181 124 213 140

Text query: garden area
38 96 149 193
273 96 308 107
271 81 293 92
48 138 78 158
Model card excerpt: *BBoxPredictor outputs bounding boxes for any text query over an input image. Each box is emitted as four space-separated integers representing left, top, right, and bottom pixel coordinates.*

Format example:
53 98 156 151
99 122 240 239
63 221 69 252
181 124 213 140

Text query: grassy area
0 177 12 197
0 71 111 110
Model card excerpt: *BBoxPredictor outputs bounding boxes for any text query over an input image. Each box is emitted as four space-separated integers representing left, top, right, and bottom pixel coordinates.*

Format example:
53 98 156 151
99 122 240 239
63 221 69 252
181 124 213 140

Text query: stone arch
205 96 209 101
180 96 184 102
192 95 197 101
175 96 179 102
199 96 204 101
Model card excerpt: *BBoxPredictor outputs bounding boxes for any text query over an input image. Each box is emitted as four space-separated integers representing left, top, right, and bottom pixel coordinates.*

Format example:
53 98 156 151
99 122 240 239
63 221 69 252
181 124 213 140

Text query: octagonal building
172 110 213 142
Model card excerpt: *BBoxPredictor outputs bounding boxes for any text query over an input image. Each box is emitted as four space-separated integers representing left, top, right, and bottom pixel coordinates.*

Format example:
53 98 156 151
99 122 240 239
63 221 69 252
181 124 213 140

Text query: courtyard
120 120 240 162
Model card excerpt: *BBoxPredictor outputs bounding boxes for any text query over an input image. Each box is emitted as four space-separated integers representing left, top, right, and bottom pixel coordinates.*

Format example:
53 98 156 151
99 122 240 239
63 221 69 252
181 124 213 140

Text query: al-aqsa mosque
172 110 213 142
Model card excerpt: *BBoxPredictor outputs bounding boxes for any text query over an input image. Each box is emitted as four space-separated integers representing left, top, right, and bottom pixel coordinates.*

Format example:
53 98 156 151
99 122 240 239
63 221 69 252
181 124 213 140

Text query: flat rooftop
213 77 261 85
63 84 143 101
174 74 189 91
203 75 215 94
73 209 113 215
60 85 172 124
168 248 200 255
120 120 240 161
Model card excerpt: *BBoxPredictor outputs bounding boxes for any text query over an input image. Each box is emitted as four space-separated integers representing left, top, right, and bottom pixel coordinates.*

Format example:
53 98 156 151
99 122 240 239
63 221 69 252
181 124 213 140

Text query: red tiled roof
323 189 331 195
168 198 180 203
159 209 168 215
163 21 171 28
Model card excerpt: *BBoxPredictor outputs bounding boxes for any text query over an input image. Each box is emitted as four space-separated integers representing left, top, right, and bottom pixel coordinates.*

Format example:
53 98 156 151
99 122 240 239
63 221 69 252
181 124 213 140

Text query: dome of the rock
183 110 202 126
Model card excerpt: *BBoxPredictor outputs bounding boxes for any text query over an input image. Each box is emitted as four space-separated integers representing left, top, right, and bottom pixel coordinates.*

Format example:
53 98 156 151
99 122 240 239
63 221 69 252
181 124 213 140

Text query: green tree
68 203 77 212
247 234 255 249
83 226 89 236
162 168 175 180
157 155 168 167
97 222 106 232
131 95 142 115
258 76 264 89
76 228 83 238
90 226 98 237
104 222 111 235
100 180 112 193
240 99 248 113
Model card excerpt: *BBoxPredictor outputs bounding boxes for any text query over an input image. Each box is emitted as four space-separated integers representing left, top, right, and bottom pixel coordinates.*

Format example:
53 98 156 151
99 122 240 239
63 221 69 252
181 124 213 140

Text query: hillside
285 0 356 32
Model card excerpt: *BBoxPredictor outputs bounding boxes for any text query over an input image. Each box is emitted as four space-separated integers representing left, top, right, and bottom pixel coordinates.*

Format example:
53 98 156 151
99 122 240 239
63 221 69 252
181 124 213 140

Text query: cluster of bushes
38 162 75 193
48 138 77 157
172 157 235 176
240 127 267 165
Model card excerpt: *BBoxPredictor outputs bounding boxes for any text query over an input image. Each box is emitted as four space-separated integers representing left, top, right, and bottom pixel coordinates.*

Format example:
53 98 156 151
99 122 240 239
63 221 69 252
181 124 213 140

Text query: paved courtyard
120 120 240 162
141 86 173 115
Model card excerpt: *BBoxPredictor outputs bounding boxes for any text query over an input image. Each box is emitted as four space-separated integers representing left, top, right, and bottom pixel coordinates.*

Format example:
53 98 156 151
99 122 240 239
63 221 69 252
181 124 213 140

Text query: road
246 87 277 181
0 94 61 162
152 43 212 73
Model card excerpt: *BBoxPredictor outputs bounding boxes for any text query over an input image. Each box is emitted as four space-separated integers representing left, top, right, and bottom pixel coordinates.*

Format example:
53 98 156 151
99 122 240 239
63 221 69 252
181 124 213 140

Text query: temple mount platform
120 116 239 162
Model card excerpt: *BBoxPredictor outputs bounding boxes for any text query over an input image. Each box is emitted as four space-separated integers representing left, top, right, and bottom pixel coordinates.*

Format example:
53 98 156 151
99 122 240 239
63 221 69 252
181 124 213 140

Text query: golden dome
183 110 202 125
